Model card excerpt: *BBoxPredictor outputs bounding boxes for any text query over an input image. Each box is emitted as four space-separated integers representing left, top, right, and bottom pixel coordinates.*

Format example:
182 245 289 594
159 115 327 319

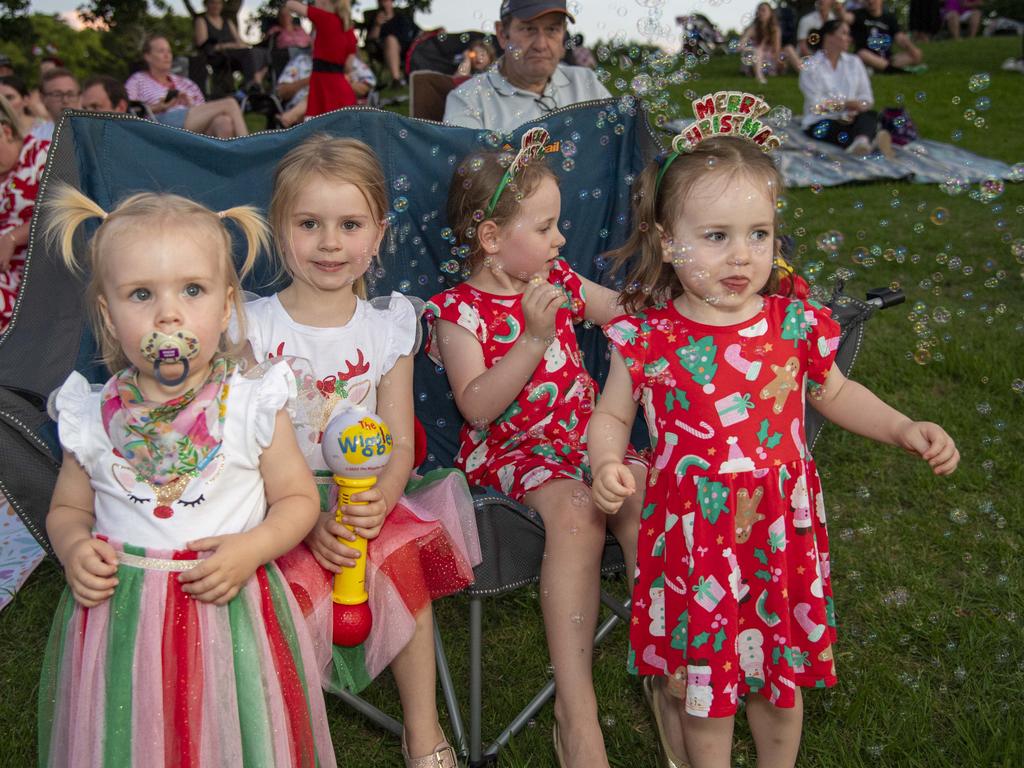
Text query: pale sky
30 0 754 47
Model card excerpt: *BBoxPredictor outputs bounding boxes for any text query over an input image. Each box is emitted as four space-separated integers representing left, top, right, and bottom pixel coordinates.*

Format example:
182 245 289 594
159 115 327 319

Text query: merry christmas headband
655 91 782 193
485 127 552 217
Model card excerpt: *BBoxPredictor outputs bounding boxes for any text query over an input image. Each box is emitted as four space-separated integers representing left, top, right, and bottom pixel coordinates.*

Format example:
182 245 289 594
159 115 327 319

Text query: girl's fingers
73 585 115 605
324 519 358 541
76 571 118 591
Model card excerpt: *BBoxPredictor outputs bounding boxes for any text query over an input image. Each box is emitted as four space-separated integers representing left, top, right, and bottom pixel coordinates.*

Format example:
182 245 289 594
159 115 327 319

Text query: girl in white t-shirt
39 187 335 766
242 135 480 767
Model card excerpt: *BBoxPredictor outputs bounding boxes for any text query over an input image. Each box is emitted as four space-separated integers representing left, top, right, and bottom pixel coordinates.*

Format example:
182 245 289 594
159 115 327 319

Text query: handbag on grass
879 107 918 145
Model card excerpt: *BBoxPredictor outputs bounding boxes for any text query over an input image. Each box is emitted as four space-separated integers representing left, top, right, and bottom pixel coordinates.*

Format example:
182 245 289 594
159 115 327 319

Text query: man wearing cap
442 0 610 131
0 55 13 78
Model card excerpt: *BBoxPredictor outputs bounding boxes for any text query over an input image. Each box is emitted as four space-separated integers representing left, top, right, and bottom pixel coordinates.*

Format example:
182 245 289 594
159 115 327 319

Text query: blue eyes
130 288 151 301
298 220 362 231
184 283 203 297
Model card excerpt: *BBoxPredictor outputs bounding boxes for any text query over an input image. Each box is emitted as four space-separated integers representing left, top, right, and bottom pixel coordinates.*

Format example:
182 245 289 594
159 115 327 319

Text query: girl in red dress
284 0 356 118
589 133 959 768
424 130 646 767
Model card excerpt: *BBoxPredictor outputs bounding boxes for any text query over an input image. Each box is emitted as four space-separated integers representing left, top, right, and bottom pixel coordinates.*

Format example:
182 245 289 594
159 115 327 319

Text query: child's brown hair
605 136 786 313
445 148 557 281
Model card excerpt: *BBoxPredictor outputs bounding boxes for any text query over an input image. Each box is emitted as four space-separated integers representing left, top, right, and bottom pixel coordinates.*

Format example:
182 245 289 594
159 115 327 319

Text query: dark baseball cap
499 0 576 23
0 54 12 68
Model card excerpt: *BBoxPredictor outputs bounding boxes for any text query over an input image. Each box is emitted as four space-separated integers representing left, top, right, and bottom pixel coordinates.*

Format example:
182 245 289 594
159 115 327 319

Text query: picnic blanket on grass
665 117 1019 188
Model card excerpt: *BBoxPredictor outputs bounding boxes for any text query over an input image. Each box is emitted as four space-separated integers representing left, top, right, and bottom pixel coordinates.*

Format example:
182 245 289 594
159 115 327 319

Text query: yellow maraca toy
321 409 393 646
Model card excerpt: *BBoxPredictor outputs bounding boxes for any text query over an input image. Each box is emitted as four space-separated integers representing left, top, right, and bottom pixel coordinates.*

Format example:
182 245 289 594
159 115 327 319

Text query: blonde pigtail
218 205 271 282
45 184 109 276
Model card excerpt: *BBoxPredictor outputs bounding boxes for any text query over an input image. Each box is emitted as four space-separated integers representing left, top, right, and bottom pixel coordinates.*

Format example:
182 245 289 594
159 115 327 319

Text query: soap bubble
967 72 990 92
978 178 1004 202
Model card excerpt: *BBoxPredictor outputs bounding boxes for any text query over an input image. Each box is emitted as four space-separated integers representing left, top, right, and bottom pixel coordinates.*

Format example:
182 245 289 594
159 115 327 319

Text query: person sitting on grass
851 0 925 73
797 0 854 57
800 19 896 158
942 0 983 40
739 2 801 84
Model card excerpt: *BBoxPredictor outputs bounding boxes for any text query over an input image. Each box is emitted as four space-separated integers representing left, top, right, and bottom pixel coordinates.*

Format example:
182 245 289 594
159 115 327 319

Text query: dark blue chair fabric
0 100 661 552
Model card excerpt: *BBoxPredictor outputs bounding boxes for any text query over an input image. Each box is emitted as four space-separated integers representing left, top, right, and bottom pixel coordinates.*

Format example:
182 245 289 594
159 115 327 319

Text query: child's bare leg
525 478 609 768
682 710 734 768
746 688 803 768
389 604 446 757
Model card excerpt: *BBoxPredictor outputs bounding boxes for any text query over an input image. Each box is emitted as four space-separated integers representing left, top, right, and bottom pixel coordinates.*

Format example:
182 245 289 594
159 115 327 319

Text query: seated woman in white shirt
798 19 894 158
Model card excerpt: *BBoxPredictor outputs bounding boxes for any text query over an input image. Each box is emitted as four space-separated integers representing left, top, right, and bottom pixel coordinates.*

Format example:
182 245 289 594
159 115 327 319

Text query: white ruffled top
54 364 297 549
242 292 418 472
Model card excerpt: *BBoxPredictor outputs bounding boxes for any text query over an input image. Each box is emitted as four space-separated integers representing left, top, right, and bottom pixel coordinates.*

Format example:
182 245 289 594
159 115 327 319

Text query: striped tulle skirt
279 468 481 694
38 541 336 768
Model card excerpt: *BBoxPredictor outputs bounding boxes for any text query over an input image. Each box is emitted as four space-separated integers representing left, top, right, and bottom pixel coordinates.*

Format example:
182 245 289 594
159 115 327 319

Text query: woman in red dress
285 0 357 118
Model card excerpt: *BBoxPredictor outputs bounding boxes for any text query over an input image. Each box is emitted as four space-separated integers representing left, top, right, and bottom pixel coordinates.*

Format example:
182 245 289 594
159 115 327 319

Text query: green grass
5 36 1024 767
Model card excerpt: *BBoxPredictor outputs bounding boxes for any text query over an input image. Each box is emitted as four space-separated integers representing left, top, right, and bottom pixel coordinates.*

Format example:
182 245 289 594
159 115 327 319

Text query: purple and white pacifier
140 330 200 387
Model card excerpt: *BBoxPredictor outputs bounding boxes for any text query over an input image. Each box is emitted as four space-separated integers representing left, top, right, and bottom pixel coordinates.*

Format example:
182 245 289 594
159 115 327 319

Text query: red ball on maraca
321 409 393 646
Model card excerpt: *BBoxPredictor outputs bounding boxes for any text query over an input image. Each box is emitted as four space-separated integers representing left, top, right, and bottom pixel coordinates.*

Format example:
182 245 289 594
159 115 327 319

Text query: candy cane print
655 431 679 471
724 343 763 382
674 418 716 440
790 417 804 459
794 602 826 642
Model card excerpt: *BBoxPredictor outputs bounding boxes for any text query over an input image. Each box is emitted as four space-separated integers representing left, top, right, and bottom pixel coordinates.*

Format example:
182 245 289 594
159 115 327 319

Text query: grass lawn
4 35 1023 768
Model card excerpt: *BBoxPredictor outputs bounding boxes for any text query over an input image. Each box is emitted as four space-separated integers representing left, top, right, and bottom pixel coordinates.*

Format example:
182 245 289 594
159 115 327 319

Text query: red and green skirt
278 468 481 694
38 540 336 768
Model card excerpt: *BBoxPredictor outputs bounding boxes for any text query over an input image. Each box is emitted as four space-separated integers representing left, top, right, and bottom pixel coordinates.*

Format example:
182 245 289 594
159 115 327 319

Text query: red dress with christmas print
0 135 48 334
603 295 842 717
425 258 642 501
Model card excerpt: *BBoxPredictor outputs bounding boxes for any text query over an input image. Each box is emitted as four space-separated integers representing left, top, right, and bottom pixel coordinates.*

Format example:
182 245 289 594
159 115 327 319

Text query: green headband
484 127 550 217
654 150 681 197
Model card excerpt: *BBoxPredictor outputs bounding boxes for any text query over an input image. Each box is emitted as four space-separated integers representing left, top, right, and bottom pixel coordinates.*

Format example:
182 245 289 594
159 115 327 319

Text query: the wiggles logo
335 418 394 464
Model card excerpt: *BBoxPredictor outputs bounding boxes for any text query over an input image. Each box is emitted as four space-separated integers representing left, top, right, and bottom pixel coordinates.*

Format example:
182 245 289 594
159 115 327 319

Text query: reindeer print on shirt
267 341 372 437
112 453 225 519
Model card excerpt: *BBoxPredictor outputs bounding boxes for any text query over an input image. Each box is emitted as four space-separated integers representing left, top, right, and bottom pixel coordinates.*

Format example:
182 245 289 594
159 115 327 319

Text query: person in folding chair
238 136 480 768
424 130 646 767
442 0 610 131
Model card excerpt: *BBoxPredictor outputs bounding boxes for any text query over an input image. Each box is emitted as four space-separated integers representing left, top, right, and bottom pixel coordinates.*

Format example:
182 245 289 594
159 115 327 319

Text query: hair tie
485 127 551 218
217 210 227 219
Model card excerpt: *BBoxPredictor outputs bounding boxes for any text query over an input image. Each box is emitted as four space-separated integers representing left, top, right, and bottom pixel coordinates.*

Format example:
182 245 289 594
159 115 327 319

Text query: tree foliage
0 12 193 83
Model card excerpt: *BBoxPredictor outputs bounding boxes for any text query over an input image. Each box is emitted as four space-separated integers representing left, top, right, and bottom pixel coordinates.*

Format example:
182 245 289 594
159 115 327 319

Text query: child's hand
521 276 562 343
896 420 960 475
306 511 365 573
180 533 264 605
592 462 636 514
64 538 119 607
341 487 390 540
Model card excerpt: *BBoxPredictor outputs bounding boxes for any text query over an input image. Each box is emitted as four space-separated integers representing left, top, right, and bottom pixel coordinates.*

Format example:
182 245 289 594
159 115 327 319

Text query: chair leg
434 619 467 760
469 596 483 766
333 688 403 737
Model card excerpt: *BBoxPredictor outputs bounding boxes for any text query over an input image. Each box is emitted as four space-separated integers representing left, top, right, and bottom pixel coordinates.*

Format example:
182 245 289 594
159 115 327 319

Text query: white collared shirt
442 61 611 131
799 51 874 128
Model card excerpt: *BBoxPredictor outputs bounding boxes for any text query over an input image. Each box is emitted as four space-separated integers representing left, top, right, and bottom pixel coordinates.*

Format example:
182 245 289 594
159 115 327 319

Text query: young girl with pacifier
587 99 960 768
39 188 336 766
424 128 646 768
239 135 480 768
